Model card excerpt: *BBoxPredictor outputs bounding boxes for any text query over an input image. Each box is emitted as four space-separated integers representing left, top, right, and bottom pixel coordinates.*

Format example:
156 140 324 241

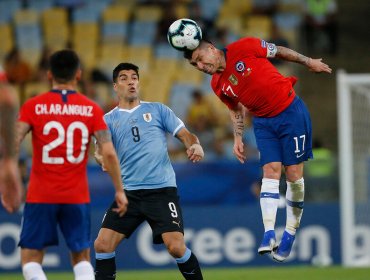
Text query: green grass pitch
1 266 369 280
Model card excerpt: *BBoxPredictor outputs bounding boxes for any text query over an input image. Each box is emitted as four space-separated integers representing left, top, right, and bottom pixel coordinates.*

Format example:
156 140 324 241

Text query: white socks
22 260 94 280
285 178 305 235
22 262 47 280
260 177 305 235
73 261 95 280
260 178 280 232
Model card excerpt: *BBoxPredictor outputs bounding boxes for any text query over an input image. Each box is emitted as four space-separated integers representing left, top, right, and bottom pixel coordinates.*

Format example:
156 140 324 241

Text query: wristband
190 143 204 158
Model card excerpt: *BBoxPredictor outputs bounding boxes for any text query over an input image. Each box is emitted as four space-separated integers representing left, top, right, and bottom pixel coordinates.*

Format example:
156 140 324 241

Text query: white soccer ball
167 18 202 51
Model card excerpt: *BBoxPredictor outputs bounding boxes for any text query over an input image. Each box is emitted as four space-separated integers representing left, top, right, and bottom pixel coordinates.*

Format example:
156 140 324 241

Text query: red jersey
211 37 297 117
18 90 108 203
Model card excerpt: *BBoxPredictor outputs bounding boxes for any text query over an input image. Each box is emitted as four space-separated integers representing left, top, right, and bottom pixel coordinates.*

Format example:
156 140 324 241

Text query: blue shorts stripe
260 192 280 199
287 199 304 209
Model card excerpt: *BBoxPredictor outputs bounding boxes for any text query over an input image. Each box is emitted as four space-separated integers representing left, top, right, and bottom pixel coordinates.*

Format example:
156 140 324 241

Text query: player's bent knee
263 163 282 179
71 249 91 265
94 238 113 253
166 241 186 258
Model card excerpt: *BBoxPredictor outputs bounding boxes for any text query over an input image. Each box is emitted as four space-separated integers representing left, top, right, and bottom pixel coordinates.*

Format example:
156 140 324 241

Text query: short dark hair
183 39 213 60
183 48 194 60
112 63 139 82
49 49 80 83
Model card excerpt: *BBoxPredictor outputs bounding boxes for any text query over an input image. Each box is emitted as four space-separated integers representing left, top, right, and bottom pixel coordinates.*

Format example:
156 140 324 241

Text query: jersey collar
50 89 77 102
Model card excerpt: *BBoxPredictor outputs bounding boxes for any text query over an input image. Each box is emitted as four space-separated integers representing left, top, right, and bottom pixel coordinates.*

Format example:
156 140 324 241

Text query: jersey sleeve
238 37 277 58
218 93 239 110
159 103 185 136
92 103 108 132
18 99 34 125
259 39 277 58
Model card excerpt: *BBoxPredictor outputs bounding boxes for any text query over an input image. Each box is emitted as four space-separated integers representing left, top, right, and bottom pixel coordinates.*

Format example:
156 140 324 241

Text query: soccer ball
167 18 202 51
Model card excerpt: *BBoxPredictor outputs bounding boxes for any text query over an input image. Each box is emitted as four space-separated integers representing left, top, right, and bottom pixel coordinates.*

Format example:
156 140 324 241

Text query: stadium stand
0 0 308 163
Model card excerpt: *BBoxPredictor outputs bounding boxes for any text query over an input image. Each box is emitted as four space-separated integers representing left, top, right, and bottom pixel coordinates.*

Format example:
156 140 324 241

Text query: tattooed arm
229 103 247 163
94 129 128 216
0 86 24 213
275 46 332 73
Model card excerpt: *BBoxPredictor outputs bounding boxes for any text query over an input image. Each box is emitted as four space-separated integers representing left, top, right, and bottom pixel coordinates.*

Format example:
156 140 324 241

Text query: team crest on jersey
228 74 238 86
235 61 245 73
143 113 152 122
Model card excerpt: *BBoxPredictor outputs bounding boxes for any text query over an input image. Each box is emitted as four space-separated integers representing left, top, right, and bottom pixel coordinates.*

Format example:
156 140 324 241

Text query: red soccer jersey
18 90 108 203
211 37 297 117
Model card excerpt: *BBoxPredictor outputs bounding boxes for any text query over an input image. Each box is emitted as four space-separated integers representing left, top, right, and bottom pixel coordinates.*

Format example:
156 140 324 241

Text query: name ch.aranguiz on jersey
35 103 93 116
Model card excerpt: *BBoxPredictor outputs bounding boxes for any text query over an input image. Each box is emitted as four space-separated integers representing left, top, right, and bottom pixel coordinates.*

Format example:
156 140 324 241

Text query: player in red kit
184 37 332 262
16 50 128 280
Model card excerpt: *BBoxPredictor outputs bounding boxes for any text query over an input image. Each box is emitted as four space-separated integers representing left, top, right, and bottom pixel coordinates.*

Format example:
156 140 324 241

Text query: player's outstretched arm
176 127 204 163
95 129 128 217
275 46 332 74
229 103 246 164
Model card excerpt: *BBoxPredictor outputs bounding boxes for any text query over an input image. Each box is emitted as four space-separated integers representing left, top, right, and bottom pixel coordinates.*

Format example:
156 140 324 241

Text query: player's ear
209 43 216 52
47 70 53 81
75 69 82 81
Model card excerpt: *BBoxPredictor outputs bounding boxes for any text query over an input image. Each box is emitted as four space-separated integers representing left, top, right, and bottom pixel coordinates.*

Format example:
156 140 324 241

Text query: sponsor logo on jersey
143 113 152 122
228 74 238 86
242 67 252 77
129 118 138 125
235 61 245 72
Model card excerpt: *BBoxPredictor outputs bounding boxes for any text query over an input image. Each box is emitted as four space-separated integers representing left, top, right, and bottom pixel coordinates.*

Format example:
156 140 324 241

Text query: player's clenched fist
187 143 204 162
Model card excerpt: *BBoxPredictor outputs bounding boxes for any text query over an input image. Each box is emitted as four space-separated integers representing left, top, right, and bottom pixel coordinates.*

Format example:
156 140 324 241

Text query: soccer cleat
258 230 277 255
273 231 295 262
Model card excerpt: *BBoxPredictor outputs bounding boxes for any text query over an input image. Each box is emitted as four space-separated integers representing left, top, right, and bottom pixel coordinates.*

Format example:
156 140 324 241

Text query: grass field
2 266 369 280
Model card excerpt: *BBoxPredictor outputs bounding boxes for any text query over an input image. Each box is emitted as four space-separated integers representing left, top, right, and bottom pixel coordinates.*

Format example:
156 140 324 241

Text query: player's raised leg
273 164 305 262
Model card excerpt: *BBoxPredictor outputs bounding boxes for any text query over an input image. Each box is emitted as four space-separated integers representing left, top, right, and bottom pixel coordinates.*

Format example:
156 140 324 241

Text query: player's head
112 62 140 103
184 39 224 75
113 63 139 83
48 50 81 83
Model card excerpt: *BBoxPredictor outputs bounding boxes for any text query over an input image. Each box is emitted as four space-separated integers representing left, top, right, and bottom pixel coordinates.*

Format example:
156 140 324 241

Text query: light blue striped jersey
104 101 185 190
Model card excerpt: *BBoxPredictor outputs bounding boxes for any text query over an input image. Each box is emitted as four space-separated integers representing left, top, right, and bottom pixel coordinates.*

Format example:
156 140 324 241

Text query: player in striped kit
94 63 204 280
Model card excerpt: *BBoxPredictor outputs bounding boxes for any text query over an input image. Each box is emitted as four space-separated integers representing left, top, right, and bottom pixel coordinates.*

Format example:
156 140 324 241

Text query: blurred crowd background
0 0 369 203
